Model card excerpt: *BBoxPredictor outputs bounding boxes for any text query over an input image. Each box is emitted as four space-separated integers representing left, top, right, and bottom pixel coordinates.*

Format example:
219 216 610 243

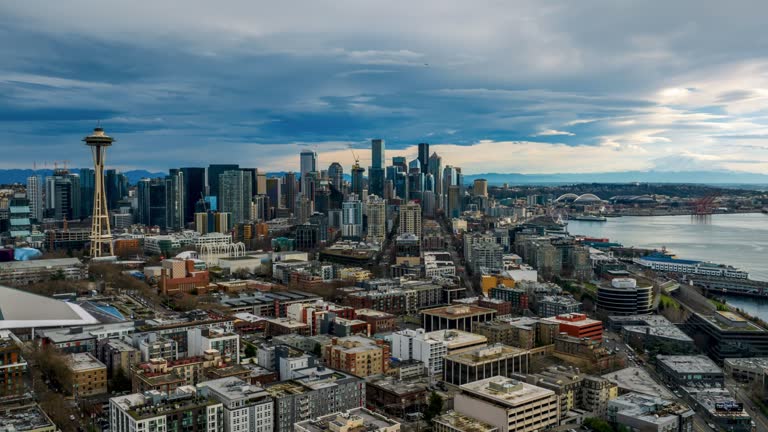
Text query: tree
424 391 444 424
583 417 614 432
245 344 257 358
110 368 132 393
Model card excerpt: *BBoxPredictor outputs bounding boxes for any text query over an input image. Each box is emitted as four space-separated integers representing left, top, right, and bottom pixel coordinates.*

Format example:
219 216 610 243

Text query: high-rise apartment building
322 336 390 377
365 195 387 244
26 175 43 222
208 164 239 200
342 196 363 240
45 170 80 220
109 385 224 432
219 170 252 224
398 202 422 237
328 162 344 191
180 167 205 223
198 377 274 432
369 139 386 197
166 169 185 231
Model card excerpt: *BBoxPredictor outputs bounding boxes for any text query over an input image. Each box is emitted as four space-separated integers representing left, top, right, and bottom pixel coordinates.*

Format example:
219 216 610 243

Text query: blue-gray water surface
566 213 768 319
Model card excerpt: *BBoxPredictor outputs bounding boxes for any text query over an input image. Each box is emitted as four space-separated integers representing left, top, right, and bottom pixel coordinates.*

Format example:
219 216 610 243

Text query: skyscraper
368 139 386 198
266 177 282 211
418 143 430 174
208 164 239 200
300 150 317 197
255 170 267 196
428 152 442 202
240 168 258 198
83 127 114 257
328 162 344 191
26 175 43 222
45 170 79 221
180 167 205 223
105 169 120 210
219 170 252 224
79 168 95 218
283 172 298 215
166 169 185 231
351 164 365 198
136 178 151 225
148 178 168 228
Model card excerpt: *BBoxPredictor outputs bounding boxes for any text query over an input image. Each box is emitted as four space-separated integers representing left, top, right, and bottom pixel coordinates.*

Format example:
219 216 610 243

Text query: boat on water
570 214 607 222
763 207 768 214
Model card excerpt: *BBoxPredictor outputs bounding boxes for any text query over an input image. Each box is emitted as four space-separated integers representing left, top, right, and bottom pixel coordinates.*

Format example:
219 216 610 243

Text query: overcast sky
3 1 768 174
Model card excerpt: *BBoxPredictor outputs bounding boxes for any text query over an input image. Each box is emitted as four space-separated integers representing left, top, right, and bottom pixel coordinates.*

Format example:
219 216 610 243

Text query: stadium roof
0 286 98 329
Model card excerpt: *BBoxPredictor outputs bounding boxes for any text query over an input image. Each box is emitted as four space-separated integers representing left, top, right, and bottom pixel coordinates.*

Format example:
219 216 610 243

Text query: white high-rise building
198 377 274 432
26 175 43 222
398 202 422 237
342 195 363 240
365 195 387 244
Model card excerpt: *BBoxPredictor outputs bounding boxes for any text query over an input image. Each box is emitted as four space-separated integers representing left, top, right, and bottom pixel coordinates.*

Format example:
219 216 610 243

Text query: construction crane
351 150 361 168
693 194 717 215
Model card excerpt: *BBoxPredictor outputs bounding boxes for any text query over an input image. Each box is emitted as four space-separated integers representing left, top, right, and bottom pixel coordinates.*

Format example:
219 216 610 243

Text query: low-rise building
0 258 87 285
454 376 560 432
433 410 499 432
607 392 694 432
683 311 768 363
656 355 724 388
536 295 582 317
109 385 223 432
68 352 107 397
265 367 365 432
444 344 530 386
0 403 57 432
355 309 397 334
294 408 400 432
724 357 768 388
542 313 603 341
187 327 240 362
0 336 27 398
391 329 487 376
608 314 696 353
364 374 429 418
421 305 496 332
197 377 274 432
97 338 140 378
682 387 753 432
323 336 390 377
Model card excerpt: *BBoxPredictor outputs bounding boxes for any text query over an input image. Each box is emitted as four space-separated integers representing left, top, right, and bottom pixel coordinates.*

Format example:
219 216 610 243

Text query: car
70 415 76 421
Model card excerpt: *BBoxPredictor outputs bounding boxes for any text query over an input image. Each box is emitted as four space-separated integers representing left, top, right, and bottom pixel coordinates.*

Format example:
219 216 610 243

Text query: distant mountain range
3 168 767 187
463 170 768 185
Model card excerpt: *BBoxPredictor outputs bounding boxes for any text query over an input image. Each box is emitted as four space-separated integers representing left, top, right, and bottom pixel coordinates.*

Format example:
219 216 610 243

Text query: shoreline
606 209 765 217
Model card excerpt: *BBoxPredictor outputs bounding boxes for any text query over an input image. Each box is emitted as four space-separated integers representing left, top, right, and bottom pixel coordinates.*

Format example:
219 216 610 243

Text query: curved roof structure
573 193 602 203
555 193 579 202
0 286 98 330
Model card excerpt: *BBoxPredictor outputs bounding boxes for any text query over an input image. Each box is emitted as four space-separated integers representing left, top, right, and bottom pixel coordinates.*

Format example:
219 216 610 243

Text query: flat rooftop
446 344 529 366
434 410 498 432
609 392 691 425
424 329 487 349
724 357 768 371
199 377 270 401
294 408 399 432
421 304 496 319
365 375 429 395
657 355 723 375
355 309 395 318
0 403 55 432
460 375 555 408
69 353 105 372
542 314 602 327
602 367 675 399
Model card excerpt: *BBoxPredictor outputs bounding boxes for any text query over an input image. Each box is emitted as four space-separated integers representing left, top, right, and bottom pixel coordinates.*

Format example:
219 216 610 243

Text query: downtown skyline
3 1 768 176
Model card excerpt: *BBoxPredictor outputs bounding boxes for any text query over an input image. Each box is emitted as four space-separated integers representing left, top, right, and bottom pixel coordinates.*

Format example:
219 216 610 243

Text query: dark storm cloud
2 1 768 173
